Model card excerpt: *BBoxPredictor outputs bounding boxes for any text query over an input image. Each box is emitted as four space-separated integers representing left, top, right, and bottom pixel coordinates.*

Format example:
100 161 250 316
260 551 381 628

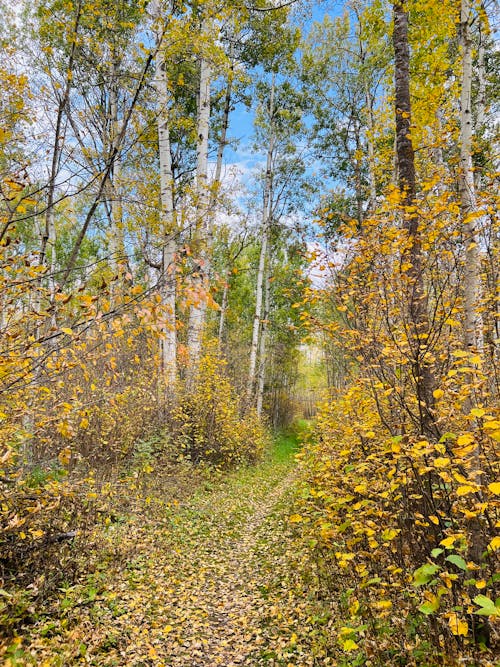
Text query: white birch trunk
248 222 269 400
211 39 234 204
248 76 275 402
256 263 270 418
474 28 486 190
364 84 377 207
108 58 125 276
187 43 211 369
217 276 229 350
459 0 484 356
153 0 177 386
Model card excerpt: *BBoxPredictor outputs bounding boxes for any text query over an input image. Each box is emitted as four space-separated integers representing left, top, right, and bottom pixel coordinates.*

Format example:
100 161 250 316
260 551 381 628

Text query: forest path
34 434 331 666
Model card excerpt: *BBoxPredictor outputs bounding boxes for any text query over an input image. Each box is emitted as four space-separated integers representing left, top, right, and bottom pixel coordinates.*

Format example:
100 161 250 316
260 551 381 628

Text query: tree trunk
364 84 377 207
187 42 212 371
153 0 177 387
459 0 484 357
211 39 234 208
248 76 275 404
108 56 125 279
393 0 437 439
217 276 229 350
256 264 270 418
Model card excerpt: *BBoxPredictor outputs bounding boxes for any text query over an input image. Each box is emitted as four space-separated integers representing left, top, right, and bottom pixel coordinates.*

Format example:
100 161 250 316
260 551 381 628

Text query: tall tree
459 0 484 358
152 0 177 387
393 0 437 438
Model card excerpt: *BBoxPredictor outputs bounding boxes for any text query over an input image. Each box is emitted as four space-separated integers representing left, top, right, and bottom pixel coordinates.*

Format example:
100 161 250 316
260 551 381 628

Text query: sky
218 0 343 193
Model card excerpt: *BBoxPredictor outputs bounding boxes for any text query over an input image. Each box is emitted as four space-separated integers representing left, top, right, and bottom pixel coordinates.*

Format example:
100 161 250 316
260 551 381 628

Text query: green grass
270 432 300 463
269 419 313 464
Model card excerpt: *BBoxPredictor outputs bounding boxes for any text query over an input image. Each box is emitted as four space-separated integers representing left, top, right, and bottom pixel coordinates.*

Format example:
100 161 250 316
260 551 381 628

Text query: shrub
173 348 269 467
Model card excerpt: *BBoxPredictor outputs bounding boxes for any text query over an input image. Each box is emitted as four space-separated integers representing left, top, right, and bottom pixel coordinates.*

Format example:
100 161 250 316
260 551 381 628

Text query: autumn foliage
293 78 499 667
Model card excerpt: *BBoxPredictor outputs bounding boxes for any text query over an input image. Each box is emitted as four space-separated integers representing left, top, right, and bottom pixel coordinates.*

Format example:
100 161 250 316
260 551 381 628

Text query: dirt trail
155 469 295 667
66 445 321 666
15 440 332 666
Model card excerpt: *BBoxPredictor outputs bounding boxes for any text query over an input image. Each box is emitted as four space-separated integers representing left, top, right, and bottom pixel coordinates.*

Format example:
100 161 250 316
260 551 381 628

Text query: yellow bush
294 380 499 665
173 348 268 467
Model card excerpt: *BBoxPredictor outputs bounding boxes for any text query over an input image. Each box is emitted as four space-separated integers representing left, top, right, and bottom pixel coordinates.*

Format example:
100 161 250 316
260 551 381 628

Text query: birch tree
248 75 275 402
187 27 212 371
151 0 177 387
459 0 484 357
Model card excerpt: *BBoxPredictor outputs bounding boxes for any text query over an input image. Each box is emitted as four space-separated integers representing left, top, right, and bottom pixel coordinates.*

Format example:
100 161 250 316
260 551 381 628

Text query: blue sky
218 1 344 195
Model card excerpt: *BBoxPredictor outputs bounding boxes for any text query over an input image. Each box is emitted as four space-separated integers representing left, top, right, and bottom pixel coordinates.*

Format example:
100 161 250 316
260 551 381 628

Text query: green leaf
473 595 500 617
413 563 440 586
419 597 440 615
431 548 443 558
445 554 468 571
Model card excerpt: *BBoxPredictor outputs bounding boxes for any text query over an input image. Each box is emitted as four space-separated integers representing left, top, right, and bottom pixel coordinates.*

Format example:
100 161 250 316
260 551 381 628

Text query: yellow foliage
172 345 268 467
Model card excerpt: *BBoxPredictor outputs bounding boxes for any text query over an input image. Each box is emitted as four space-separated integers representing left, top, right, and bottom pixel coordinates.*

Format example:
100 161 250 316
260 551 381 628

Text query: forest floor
5 434 335 666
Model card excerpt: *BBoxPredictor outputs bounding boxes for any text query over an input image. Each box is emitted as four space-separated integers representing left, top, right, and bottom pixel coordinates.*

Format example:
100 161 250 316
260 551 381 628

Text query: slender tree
393 0 437 438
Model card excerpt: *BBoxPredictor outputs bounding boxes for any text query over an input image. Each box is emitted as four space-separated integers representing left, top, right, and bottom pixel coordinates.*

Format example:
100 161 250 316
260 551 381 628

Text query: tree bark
153 0 177 387
187 39 212 371
248 76 275 404
365 83 377 207
256 264 270 418
217 276 229 350
108 55 125 278
459 0 484 357
393 1 437 439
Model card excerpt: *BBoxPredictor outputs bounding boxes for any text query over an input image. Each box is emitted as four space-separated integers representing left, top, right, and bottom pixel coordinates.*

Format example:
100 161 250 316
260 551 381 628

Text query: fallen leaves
2 441 334 665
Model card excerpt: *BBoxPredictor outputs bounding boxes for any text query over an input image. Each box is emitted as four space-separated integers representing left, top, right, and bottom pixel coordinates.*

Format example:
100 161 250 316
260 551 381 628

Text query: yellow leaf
453 444 476 458
448 613 468 636
434 457 450 468
5 178 23 192
289 514 303 523
470 408 485 418
440 536 457 547
373 599 392 610
488 482 500 495
456 433 474 446
349 599 360 616
30 529 45 539
342 639 359 651
381 528 399 541
58 447 71 466
488 536 500 551
163 625 173 634
433 389 444 399
456 485 476 496
61 327 73 336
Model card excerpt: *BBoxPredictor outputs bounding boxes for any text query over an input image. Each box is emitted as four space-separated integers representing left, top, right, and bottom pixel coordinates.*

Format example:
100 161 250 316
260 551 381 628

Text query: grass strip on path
4 430 335 667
